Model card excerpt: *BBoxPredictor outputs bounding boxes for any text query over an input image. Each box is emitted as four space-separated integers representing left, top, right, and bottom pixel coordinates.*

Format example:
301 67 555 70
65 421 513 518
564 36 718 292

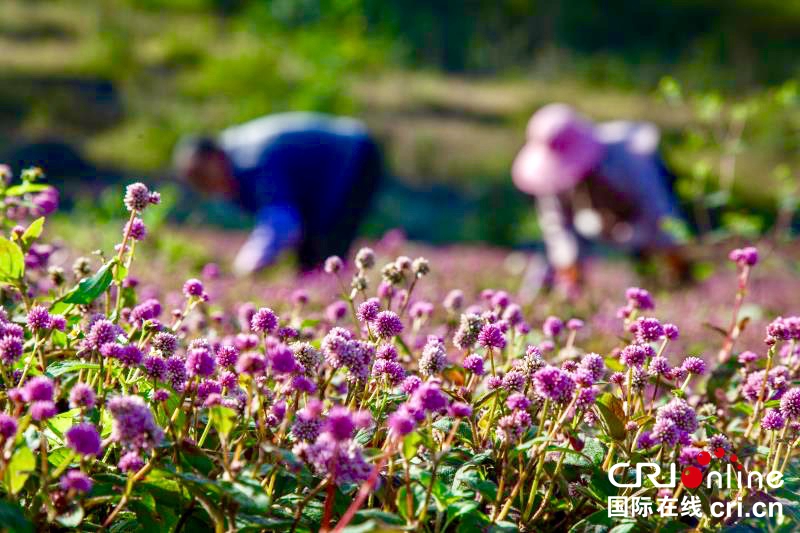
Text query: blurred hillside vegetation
1 0 800 245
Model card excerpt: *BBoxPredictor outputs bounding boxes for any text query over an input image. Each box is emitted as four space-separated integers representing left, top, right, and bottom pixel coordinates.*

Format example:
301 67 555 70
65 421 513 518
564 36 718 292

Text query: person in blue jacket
174 113 383 275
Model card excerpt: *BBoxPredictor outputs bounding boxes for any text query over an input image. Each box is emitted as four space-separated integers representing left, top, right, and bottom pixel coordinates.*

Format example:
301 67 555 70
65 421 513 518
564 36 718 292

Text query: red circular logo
681 466 703 489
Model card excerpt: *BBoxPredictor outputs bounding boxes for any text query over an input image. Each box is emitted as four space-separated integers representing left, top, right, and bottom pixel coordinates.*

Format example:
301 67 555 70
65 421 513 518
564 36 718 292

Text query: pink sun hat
512 103 605 197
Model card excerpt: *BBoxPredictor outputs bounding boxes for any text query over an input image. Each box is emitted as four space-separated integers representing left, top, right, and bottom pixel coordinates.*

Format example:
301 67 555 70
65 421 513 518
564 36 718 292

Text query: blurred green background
1 0 799 247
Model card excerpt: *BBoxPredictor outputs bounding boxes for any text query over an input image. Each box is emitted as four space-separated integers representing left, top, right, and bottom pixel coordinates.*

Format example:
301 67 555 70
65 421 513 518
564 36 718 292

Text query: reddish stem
331 443 395 532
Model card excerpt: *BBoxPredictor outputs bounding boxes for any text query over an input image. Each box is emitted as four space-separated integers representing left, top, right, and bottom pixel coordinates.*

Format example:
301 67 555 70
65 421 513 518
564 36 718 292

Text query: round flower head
27 305 51 330
419 335 447 376
443 290 464 313
609 372 625 387
631 317 664 343
148 332 176 357
216 345 239 368
118 451 145 474
87 319 120 349
649 355 671 377
487 375 503 390
762 408 786 431
182 278 204 298
401 375 422 394
780 388 800 420
325 406 356 441
374 311 404 339
625 287 655 310
376 345 398 361
502 304 523 326
502 370 526 391
66 423 102 456
738 351 758 364
567 318 584 331
153 389 170 402
326 301 348 322
576 387 598 409
355 247 376 270
0 335 23 365
409 301 434 321
324 255 343 274
506 393 531 411
0 414 18 440
107 395 164 450
620 344 653 368
291 289 309 306
124 182 151 212
60 470 92 494
411 381 448 413
24 376 54 402
449 402 473 418
50 315 67 332
580 353 606 382
269 343 297 374
184 348 215 378
478 323 506 349
572 367 595 387
30 400 57 421
453 313 484 350
357 298 381 323
491 290 511 309
463 354 485 375
681 356 706 376
125 217 147 241
663 323 679 340
69 383 96 409
388 405 417 436
542 316 564 337
533 366 576 403
117 345 143 367
497 410 532 443
3 323 23 339
657 398 698 433
652 418 681 446
294 342 322 373
251 307 278 333
412 257 430 277
729 246 758 267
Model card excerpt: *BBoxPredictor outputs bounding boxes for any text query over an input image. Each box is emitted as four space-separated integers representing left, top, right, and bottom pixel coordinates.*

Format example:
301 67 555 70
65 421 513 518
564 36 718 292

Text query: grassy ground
1 1 794 197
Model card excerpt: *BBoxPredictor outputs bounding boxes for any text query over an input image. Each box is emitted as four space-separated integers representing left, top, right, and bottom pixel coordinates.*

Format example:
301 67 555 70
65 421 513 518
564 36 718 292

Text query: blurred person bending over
175 113 383 275
512 103 688 294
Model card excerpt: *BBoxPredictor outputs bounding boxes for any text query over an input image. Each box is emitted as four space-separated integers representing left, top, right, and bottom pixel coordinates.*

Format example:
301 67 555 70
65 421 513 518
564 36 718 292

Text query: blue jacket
218 113 371 271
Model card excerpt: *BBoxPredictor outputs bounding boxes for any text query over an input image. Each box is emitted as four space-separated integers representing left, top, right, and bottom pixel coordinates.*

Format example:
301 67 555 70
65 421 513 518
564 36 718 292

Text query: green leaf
47 409 81 441
568 508 614 532
445 500 479 530
63 260 115 304
0 500 33 533
403 431 422 460
55 505 85 528
732 402 754 416
209 406 237 440
5 445 35 495
351 508 404 526
45 360 100 378
299 318 321 329
4 183 50 196
610 522 638 533
587 467 617 502
0 237 25 283
21 217 44 246
595 393 627 441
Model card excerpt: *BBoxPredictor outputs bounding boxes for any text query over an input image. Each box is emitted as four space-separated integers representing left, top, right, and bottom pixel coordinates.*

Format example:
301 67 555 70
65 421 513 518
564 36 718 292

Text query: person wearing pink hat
512 103 687 291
